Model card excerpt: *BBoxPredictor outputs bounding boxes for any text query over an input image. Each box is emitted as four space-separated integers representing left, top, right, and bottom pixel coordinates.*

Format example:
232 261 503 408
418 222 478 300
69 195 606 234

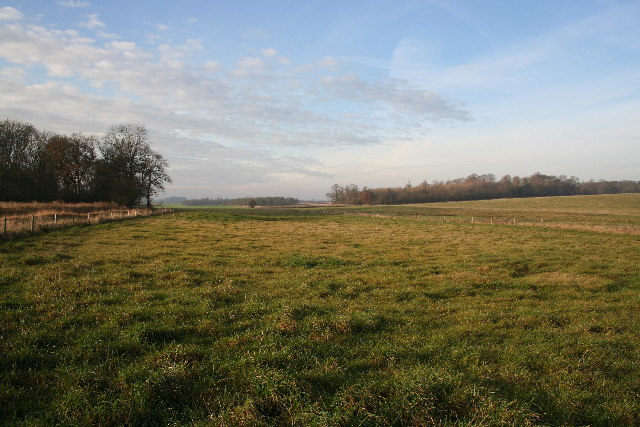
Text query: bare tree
140 150 172 207
98 123 171 207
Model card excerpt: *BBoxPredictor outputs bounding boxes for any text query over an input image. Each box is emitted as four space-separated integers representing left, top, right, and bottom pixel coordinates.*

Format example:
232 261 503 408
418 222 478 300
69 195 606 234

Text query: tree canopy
0 119 171 207
327 173 640 204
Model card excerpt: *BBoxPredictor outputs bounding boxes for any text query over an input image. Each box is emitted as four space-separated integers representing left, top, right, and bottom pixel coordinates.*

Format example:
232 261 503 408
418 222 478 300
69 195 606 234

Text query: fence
1 208 175 238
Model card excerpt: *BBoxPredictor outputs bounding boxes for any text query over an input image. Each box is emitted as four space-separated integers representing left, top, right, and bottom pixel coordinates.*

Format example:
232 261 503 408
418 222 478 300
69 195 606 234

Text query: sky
1 0 639 200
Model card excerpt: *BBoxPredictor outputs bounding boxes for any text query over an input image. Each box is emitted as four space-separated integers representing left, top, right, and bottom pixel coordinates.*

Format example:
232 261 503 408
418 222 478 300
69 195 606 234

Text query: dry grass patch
0 201 120 217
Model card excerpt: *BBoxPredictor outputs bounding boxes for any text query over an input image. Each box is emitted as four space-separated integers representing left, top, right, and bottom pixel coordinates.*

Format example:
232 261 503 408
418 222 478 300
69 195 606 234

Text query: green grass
1 194 639 425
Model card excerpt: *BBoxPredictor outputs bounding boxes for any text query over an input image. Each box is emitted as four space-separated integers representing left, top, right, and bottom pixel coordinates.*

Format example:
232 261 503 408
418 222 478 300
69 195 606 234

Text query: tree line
0 119 171 207
327 173 640 204
183 196 299 207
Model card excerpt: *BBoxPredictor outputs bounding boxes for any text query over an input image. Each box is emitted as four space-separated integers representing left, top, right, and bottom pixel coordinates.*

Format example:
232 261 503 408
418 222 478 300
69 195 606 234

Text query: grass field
1 194 639 425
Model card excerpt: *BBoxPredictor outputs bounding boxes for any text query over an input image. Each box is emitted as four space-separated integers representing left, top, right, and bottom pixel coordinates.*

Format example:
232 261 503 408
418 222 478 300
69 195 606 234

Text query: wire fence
1 208 175 239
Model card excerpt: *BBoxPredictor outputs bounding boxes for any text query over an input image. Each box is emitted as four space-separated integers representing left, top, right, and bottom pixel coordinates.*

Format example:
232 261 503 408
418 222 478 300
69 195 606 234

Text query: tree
359 186 373 205
0 119 55 201
140 150 172 207
46 133 97 202
98 123 171 207
344 184 360 204
326 184 344 203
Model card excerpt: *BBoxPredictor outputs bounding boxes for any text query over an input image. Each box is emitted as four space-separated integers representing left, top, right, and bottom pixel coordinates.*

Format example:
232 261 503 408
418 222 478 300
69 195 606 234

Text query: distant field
1 194 639 425
327 193 640 233
425 193 640 215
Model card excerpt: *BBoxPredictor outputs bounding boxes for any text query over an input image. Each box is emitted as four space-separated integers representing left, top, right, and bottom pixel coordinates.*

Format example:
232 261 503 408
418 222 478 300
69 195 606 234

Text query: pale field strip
339 211 640 235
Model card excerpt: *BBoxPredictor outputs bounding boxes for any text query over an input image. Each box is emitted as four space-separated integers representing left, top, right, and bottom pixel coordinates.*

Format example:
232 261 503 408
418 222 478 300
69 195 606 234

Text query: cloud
98 31 120 39
0 19 471 147
0 6 23 20
237 57 265 68
233 56 268 77
57 0 90 8
202 60 222 72
321 74 473 123
183 38 203 51
155 40 203 68
262 48 278 57
0 66 27 80
262 48 290 66
46 63 75 77
317 56 338 68
80 13 105 29
0 10 475 199
242 28 269 39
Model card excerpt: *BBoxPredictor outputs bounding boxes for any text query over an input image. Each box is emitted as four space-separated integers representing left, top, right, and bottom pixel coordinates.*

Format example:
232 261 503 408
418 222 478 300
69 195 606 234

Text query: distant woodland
0 119 171 207
183 196 299 206
327 173 640 204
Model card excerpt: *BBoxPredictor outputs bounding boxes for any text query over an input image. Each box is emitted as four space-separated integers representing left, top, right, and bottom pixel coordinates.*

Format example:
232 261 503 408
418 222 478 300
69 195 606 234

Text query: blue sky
1 0 638 199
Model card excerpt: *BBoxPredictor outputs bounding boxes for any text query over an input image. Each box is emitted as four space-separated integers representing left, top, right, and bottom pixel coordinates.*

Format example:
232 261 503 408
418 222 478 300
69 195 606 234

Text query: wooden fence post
54 213 57 225
3 217 6 234
31 215 35 232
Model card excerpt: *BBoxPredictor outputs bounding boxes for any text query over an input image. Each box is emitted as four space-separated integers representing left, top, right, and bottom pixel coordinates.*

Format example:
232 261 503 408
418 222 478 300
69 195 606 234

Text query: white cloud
321 74 473 123
0 6 23 20
46 63 75 77
0 19 471 149
98 31 120 39
202 60 222 72
108 41 137 51
317 56 338 68
0 11 482 197
0 66 27 81
262 48 278 57
237 57 265 68
183 38 203 51
80 13 105 29
57 0 90 8
155 23 170 31
262 49 290 66
242 28 269 39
